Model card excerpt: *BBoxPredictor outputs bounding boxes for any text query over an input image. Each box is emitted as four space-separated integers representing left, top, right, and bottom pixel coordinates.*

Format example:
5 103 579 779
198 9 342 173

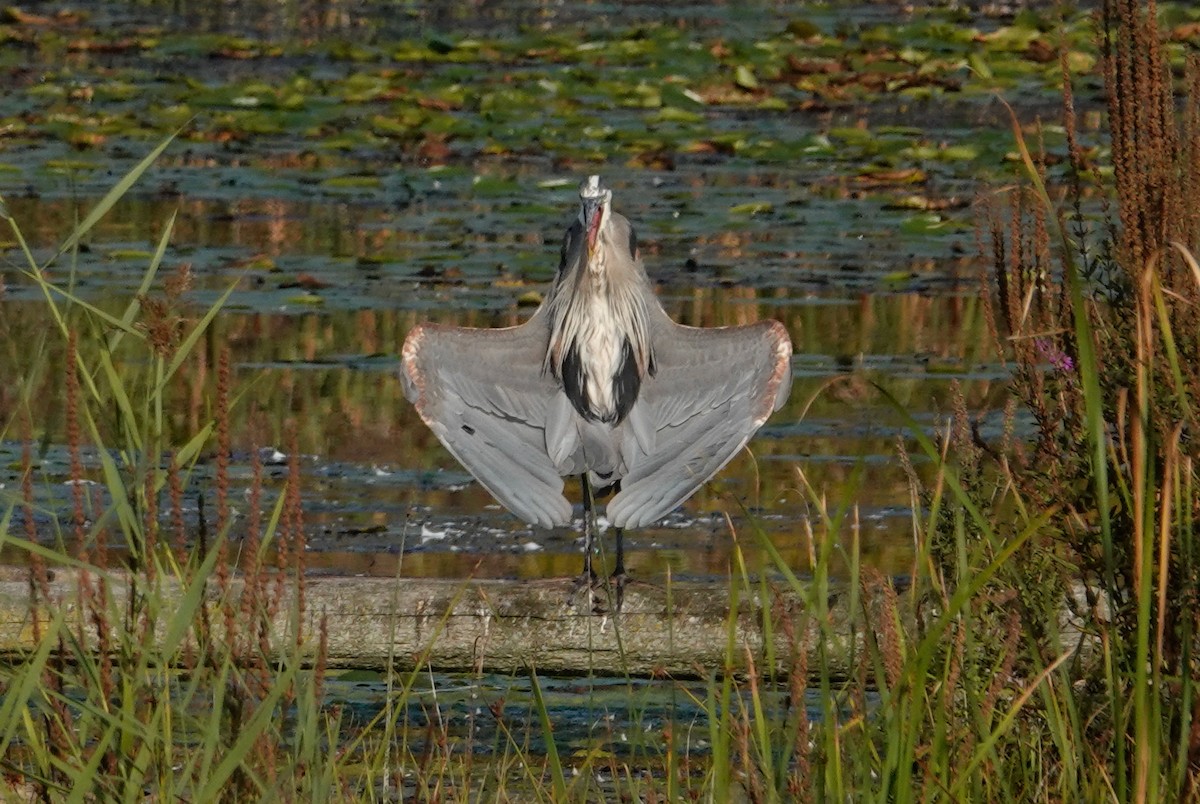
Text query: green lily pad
730 201 773 215
286 293 324 305
734 64 759 91
899 212 966 236
44 159 103 172
786 19 821 39
107 249 154 261
321 175 383 189
967 52 993 80
650 106 704 124
471 176 520 196
939 144 980 162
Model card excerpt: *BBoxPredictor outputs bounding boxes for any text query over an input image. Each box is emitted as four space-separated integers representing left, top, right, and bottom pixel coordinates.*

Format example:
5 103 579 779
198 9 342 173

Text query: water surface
0 0 1114 580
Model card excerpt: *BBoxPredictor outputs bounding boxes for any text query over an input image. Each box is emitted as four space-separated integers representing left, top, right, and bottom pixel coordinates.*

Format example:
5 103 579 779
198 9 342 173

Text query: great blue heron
401 176 792 608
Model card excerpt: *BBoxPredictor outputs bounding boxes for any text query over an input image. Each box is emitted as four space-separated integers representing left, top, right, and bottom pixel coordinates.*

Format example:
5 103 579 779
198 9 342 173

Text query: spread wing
607 307 792 529
400 310 573 528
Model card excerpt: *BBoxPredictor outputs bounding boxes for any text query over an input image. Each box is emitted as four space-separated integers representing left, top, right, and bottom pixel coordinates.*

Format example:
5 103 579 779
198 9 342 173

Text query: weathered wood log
0 567 859 679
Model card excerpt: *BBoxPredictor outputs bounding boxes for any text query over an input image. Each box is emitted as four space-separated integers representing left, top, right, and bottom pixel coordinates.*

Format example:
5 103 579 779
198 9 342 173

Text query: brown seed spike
168 456 186 565
216 348 231 538
65 330 87 563
287 423 307 637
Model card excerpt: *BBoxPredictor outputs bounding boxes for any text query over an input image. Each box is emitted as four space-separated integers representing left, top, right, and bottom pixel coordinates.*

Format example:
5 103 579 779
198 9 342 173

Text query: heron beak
582 198 603 258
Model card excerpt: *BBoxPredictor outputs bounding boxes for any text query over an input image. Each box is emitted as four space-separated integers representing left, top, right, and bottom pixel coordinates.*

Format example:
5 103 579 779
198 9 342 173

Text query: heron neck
543 252 655 423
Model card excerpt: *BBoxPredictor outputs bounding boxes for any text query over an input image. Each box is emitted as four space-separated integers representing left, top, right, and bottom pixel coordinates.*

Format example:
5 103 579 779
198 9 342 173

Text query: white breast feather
579 287 623 420
545 215 653 424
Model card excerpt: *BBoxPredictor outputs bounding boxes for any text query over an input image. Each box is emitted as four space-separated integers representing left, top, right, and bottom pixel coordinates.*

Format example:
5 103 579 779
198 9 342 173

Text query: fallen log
0 567 858 679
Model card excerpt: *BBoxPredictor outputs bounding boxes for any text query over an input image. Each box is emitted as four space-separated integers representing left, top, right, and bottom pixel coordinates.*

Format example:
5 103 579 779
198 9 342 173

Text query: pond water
324 668 861 792
0 0 1116 581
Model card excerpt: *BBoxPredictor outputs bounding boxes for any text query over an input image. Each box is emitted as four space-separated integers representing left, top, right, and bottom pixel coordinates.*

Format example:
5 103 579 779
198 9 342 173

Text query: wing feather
401 311 573 528
607 308 792 528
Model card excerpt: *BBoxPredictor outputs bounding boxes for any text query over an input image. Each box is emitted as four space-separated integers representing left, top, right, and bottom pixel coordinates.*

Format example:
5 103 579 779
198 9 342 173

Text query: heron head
577 175 612 260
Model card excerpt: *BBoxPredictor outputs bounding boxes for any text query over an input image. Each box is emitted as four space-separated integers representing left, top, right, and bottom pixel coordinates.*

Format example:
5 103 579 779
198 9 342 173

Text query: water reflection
0 0 1018 579
0 236 1001 580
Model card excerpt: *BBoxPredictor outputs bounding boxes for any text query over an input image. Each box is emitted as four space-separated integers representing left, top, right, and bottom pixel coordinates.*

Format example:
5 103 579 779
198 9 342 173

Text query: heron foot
568 570 604 615
609 571 627 613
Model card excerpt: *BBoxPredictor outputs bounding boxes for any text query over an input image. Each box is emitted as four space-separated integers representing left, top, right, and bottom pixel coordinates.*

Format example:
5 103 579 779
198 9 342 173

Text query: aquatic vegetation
2 1 1174 199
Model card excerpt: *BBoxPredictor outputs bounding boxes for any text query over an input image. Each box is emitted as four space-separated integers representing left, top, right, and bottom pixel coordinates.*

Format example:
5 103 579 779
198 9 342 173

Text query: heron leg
567 474 603 613
580 474 598 584
611 527 627 612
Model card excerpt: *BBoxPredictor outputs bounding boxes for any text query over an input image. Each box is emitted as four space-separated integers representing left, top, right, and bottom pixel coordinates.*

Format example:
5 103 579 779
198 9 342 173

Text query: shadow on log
0 568 862 679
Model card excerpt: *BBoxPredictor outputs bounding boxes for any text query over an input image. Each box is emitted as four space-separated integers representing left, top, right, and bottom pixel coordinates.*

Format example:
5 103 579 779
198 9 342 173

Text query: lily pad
734 65 759 91
285 293 324 305
106 249 154 261
730 201 773 216
899 212 966 236
321 175 383 189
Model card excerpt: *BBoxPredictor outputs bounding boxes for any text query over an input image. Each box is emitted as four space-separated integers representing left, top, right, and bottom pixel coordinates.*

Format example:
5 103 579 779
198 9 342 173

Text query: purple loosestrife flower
1035 338 1075 374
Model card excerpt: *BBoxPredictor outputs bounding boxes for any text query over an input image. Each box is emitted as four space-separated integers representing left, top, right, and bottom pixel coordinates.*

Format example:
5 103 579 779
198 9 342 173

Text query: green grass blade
999 98 1114 598
51 131 179 265
195 662 298 801
529 666 567 801
80 403 142 554
1147 268 1193 422
158 537 225 657
96 347 144 455
0 607 70 761
160 277 241 389
18 269 143 340
952 650 1073 796
109 211 177 354
64 721 119 804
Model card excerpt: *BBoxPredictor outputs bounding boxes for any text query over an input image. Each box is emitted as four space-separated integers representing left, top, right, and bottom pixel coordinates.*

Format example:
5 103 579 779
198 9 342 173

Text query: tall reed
973 0 1200 798
0 137 338 800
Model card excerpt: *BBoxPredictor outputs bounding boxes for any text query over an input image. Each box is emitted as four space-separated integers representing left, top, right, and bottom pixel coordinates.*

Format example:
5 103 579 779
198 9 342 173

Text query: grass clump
0 141 339 801
938 0 1199 798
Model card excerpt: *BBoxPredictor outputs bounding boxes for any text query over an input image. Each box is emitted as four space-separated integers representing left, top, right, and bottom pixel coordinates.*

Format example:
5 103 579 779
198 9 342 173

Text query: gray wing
606 307 792 529
400 309 573 528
